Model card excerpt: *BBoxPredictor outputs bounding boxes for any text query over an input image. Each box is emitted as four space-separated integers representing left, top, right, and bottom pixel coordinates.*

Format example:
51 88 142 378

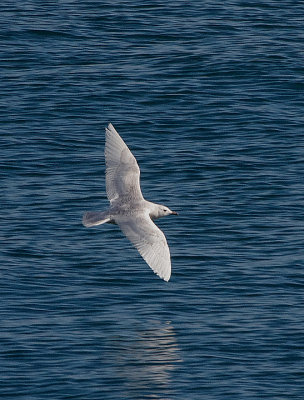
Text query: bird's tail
82 211 111 227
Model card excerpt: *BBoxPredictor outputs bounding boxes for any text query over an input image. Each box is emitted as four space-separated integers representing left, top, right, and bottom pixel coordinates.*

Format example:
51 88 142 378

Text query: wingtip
106 123 120 138
106 122 115 131
160 272 171 282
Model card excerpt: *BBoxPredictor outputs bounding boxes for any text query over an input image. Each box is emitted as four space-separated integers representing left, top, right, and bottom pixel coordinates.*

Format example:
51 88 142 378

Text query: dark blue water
1 1 304 399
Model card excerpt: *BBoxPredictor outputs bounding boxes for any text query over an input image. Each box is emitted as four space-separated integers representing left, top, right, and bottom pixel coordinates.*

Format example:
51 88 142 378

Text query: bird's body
83 123 177 281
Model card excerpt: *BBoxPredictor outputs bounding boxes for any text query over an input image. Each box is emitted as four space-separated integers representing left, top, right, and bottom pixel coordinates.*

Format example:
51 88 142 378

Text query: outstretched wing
117 213 171 282
105 123 143 203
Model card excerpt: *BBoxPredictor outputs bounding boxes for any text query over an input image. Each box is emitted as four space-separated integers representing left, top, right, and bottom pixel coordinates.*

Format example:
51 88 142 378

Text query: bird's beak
171 210 178 215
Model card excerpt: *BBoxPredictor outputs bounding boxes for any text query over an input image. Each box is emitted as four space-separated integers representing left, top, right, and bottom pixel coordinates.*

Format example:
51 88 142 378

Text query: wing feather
105 124 143 203
117 213 171 281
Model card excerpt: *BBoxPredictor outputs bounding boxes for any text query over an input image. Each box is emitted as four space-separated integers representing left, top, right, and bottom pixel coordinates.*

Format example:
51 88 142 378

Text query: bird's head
150 204 178 220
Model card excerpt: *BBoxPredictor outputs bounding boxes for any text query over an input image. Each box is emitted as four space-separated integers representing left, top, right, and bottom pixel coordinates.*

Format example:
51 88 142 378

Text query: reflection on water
108 320 182 398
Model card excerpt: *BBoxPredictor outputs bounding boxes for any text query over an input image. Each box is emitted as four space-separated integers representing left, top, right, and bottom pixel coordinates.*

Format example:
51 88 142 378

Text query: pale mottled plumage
83 123 177 281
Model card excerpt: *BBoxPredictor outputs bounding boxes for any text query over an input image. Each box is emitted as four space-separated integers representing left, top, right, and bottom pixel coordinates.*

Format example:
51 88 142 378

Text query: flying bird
82 123 178 281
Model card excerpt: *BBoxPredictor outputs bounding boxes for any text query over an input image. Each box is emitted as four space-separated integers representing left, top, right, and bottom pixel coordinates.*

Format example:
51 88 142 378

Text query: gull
82 123 178 281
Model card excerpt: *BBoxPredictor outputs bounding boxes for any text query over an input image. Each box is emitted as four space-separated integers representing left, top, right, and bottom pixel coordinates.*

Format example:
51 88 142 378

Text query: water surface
1 1 304 399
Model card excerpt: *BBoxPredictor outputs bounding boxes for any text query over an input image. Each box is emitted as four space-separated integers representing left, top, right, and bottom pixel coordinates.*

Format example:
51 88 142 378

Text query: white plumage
83 123 177 281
